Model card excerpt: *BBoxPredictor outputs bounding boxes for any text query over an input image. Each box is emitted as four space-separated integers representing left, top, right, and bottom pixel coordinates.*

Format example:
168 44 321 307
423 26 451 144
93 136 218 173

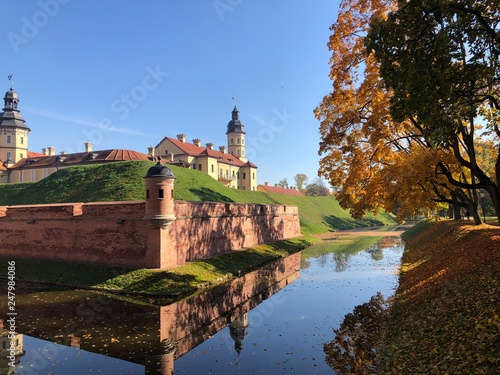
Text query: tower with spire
0 77 30 165
226 106 247 162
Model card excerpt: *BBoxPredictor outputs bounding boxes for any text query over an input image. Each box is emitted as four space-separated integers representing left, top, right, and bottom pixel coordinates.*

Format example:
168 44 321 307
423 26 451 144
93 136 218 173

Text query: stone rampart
0 200 301 269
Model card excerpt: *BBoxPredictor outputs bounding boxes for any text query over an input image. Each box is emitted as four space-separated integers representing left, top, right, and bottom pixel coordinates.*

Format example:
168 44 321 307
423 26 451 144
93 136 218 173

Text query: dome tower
0 78 30 164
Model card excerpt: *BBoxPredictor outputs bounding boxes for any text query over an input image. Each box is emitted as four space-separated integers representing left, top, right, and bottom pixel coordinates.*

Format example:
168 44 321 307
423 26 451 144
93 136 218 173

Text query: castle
149 106 258 191
0 84 150 183
0 83 258 189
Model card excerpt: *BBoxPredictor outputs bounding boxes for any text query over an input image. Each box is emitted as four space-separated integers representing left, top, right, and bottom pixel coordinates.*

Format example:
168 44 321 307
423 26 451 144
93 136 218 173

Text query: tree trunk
452 204 462 220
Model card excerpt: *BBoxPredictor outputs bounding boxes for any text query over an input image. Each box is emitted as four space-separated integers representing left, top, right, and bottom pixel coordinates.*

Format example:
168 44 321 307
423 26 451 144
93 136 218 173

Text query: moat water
1 231 404 374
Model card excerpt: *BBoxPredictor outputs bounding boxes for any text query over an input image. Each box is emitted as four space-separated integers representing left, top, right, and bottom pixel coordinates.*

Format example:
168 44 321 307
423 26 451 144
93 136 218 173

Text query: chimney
60 151 66 155
84 142 93 153
192 138 201 147
42 148 48 156
148 146 155 157
47 146 56 156
264 182 269 186
176 133 186 142
206 142 214 150
219 145 227 154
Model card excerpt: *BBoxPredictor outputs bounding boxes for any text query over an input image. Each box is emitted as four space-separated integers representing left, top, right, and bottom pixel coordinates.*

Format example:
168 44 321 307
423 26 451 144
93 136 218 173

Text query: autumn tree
315 0 496 224
366 0 500 224
294 173 308 192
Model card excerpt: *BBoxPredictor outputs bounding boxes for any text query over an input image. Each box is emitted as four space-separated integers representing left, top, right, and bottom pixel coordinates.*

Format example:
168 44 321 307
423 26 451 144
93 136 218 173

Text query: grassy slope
0 161 395 234
379 221 500 374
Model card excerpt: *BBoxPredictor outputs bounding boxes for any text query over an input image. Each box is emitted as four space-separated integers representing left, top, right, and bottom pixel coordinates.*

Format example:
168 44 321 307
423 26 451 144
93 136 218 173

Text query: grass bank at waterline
1 237 313 303
379 221 500 374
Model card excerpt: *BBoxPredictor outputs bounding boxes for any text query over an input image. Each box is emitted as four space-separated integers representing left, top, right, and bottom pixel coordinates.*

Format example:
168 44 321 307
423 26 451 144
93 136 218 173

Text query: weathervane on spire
7 75 13 88
232 96 236 105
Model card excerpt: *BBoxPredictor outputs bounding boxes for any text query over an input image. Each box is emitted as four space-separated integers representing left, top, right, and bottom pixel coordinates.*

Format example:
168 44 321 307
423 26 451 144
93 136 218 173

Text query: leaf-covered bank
379 221 500 374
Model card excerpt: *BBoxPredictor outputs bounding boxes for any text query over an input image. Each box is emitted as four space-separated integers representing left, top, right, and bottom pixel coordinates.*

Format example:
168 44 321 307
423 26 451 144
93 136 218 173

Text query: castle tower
226 106 246 162
0 81 30 164
229 313 249 356
144 339 176 375
144 159 176 228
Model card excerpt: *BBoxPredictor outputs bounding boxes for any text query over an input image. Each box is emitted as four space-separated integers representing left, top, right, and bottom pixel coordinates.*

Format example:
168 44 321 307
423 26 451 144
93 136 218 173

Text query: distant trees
294 173 308 192
306 178 330 196
277 178 289 188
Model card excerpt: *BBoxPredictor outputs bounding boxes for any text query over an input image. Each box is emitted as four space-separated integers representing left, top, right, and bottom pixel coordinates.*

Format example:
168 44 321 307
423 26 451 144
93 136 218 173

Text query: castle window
253 173 255 180
21 137 24 144
237 149 240 156
192 163 196 169
231 138 234 144
198 164 202 171
7 135 11 143
237 172 240 179
158 189 164 199
146 190 150 199
20 153 23 159
165 150 168 155
243 172 246 179
237 138 240 144
211 164 214 173
6 152 11 160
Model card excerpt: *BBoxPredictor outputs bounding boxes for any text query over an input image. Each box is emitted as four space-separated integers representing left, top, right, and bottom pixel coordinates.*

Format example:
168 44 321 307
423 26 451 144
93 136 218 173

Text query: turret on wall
144 160 176 229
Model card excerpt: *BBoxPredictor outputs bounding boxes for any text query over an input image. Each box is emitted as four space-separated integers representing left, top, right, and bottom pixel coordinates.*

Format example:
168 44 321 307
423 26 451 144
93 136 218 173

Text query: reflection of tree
332 252 350 272
365 245 383 261
324 293 390 374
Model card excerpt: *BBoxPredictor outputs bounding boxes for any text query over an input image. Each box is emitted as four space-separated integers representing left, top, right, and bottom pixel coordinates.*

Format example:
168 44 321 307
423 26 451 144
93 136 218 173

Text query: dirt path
313 225 412 240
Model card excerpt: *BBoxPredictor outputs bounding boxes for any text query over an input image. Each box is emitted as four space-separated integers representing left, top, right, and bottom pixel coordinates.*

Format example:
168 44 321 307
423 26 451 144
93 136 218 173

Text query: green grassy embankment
0 161 395 234
378 220 499 374
0 161 396 298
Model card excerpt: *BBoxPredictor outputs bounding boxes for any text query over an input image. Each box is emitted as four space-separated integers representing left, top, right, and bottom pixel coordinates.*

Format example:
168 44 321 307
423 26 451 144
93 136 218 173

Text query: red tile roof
258 184 305 196
9 149 151 170
165 137 255 167
28 151 45 158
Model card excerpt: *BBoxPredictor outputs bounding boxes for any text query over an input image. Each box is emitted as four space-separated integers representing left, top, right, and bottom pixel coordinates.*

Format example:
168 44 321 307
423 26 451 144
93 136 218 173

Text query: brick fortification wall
0 201 301 269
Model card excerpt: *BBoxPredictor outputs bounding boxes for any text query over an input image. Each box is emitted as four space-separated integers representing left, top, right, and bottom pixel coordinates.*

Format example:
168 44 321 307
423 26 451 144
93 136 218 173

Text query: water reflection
0 253 300 374
302 234 403 272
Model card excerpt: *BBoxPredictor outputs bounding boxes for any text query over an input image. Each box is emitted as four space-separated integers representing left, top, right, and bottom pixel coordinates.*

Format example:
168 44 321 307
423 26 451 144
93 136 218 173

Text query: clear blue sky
1 0 339 187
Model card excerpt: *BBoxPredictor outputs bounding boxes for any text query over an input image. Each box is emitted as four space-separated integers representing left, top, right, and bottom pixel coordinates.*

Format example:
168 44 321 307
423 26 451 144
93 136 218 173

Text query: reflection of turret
0 320 25 375
229 314 249 356
144 339 176 375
